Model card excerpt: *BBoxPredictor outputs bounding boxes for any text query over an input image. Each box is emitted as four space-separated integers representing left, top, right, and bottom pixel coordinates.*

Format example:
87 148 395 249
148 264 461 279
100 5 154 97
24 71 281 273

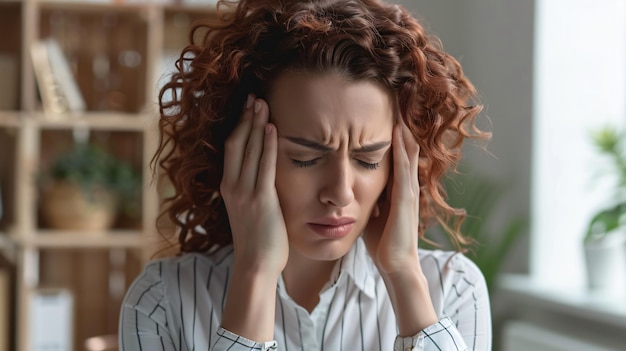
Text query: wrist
221 263 280 342
380 262 427 287
376 254 420 277
233 253 284 278
382 267 438 337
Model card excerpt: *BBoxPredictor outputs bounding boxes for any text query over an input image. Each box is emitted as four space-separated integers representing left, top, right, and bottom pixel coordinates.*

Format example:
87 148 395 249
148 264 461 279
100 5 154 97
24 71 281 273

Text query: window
531 0 626 289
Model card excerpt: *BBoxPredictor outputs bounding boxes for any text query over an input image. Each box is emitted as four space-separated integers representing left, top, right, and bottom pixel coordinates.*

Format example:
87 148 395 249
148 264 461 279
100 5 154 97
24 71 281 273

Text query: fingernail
246 94 254 109
254 101 262 114
265 124 272 135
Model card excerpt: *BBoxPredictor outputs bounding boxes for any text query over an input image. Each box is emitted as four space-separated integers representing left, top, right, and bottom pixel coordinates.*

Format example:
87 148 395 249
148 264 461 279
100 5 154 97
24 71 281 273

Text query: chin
288 225 363 262
292 241 353 262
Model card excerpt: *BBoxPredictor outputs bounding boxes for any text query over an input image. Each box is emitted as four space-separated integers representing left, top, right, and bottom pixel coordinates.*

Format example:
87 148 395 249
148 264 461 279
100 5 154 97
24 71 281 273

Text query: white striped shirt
119 238 492 351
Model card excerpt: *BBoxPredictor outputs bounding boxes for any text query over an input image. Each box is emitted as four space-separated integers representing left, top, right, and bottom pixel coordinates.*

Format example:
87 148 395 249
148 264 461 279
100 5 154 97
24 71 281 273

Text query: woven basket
41 181 118 232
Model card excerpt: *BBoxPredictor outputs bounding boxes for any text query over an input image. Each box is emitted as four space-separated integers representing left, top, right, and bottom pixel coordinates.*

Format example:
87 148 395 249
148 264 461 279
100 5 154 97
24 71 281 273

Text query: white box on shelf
29 289 74 351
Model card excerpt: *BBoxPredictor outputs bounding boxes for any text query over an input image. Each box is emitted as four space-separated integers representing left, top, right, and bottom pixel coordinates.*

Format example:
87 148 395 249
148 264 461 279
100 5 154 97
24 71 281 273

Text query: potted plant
584 127 626 293
40 142 140 232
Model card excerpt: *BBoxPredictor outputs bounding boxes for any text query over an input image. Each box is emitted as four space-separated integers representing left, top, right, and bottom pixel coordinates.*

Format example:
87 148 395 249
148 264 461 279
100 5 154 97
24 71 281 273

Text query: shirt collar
276 237 378 300
329 237 377 299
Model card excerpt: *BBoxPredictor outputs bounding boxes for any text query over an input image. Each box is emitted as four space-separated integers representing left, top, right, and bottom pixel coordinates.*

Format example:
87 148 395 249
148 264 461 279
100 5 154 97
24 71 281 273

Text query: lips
308 217 356 239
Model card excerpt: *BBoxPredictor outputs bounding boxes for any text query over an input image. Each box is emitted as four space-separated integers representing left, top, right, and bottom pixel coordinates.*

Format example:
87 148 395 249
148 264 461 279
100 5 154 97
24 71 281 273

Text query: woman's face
268 71 394 262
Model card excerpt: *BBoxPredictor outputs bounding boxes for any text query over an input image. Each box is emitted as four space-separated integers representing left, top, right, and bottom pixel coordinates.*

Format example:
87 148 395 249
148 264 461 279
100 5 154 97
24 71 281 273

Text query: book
31 38 86 116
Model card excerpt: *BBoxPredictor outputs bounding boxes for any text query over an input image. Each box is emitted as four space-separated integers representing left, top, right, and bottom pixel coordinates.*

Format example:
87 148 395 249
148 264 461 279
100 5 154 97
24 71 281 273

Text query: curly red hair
155 0 490 254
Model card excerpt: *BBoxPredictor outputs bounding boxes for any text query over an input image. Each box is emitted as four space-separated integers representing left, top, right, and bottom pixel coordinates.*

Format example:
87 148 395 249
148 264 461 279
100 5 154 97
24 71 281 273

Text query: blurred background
0 0 624 350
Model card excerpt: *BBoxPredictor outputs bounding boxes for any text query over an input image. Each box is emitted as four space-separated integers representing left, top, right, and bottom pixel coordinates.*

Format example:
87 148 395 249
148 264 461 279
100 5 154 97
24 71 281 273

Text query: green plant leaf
585 126 626 241
585 202 624 242
441 168 527 292
46 142 140 203
476 218 527 291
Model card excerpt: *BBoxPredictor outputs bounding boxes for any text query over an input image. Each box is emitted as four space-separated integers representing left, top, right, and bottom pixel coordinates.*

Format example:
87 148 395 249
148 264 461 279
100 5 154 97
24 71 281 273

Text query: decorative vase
41 181 118 232
583 230 626 295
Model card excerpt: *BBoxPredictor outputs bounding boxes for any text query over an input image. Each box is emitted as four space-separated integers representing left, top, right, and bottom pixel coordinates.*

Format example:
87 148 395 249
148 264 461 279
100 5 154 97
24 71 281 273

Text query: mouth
307 217 356 239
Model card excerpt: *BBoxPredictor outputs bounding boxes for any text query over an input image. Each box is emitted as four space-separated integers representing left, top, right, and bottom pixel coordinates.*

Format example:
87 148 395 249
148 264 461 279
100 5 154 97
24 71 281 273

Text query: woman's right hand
220 94 289 277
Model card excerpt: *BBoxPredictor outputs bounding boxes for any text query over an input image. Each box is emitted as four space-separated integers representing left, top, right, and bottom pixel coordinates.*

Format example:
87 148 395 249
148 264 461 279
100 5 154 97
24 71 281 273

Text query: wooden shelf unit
0 1 219 350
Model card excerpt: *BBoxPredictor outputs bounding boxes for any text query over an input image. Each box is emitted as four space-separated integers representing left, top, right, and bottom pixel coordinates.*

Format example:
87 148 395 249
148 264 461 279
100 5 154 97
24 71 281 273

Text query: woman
120 0 492 350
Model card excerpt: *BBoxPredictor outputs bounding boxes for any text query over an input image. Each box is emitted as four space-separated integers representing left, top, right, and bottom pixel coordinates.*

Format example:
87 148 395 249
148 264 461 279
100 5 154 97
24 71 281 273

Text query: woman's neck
282 251 338 314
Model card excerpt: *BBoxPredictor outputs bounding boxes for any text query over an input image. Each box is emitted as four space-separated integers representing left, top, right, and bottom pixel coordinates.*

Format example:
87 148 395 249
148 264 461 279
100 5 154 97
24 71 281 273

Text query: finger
392 123 410 191
257 123 277 192
239 99 269 190
223 94 256 186
400 123 421 223
401 122 420 187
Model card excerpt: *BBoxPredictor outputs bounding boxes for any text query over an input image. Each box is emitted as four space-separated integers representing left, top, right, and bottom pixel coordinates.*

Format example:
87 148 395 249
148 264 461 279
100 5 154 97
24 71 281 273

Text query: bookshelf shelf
0 112 21 127
37 1 151 13
0 112 157 130
31 112 154 131
16 230 145 249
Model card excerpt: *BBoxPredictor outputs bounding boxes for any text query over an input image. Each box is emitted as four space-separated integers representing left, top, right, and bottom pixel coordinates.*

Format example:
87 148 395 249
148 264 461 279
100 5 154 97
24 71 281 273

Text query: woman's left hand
363 120 421 275
363 120 438 336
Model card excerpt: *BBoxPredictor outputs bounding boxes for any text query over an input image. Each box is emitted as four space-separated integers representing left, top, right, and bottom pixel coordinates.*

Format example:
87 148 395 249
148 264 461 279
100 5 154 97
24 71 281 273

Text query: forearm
382 267 438 337
220 261 279 342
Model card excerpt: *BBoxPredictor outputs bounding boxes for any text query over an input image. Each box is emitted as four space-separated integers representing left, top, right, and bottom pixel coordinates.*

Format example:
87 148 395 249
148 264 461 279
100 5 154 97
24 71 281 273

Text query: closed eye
357 160 380 170
291 158 320 168
291 158 380 170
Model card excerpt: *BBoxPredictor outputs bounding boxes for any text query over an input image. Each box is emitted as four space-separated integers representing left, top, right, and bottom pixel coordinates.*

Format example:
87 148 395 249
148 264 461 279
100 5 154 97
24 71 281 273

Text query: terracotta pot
41 181 118 232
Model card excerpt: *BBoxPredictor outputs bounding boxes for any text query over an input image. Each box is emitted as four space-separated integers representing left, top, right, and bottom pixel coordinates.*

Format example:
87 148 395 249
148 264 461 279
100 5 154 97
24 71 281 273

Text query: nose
319 157 355 208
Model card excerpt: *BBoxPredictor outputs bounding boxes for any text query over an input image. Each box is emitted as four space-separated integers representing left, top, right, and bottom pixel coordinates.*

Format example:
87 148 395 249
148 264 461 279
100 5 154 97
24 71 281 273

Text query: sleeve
119 261 177 351
211 328 278 351
120 259 278 351
393 252 492 351
392 318 468 351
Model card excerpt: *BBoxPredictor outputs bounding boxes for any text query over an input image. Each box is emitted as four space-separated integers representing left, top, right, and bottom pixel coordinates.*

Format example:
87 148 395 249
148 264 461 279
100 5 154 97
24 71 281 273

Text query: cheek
360 154 392 203
376 151 392 185
356 172 388 205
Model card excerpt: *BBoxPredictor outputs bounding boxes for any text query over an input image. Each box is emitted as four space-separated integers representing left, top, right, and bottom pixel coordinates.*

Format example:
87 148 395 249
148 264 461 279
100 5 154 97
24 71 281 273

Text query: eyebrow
284 136 391 153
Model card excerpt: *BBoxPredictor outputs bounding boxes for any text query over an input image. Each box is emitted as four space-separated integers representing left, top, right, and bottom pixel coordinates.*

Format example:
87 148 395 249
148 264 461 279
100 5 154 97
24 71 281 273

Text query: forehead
267 71 395 138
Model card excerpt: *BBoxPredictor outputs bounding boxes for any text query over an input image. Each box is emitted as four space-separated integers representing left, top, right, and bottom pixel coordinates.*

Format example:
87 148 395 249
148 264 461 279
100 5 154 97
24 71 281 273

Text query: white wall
396 0 535 273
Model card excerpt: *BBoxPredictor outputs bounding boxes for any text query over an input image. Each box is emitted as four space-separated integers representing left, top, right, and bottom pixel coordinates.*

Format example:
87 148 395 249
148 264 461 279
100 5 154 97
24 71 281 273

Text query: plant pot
583 230 626 294
41 181 118 232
